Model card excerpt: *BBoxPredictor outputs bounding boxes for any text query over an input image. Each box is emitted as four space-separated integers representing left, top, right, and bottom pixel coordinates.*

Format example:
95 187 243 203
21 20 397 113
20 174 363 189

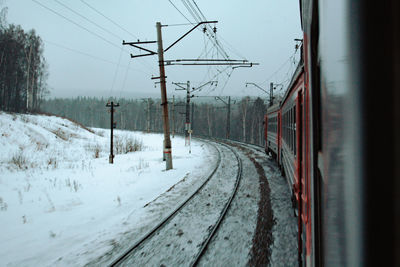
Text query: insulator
213 26 217 33
203 27 207 33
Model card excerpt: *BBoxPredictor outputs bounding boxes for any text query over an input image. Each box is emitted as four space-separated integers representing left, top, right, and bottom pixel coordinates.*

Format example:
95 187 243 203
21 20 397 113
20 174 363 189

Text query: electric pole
106 101 119 164
185 81 190 146
270 82 274 107
156 22 173 170
172 95 175 138
123 20 252 169
227 96 231 139
245 82 273 107
172 81 191 146
191 102 194 134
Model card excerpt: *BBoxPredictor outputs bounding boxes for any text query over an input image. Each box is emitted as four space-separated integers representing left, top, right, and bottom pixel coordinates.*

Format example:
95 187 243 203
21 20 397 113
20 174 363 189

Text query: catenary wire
109 46 124 98
32 0 156 74
80 0 140 40
52 0 123 41
32 0 123 51
167 0 193 24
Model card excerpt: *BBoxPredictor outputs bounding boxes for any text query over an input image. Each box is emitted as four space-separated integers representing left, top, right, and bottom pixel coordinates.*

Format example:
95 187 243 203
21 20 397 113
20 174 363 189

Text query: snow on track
116 143 239 266
197 143 261 266
237 143 298 266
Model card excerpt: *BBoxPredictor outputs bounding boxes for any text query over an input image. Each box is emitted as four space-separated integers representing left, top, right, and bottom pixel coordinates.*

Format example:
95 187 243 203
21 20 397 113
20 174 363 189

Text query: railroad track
109 140 243 267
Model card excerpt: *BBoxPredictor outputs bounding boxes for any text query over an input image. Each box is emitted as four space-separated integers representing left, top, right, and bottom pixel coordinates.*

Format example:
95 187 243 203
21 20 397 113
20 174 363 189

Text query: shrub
47 157 57 169
115 136 144 154
51 128 69 141
125 137 143 153
10 152 27 169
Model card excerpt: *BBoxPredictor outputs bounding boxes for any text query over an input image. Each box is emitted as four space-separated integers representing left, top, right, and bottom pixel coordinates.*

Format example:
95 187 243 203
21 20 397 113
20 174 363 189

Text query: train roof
266 102 280 114
280 60 304 105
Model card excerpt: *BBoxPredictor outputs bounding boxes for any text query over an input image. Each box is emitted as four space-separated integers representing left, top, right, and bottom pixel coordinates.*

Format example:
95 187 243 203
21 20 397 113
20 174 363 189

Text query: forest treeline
41 96 267 146
0 6 49 113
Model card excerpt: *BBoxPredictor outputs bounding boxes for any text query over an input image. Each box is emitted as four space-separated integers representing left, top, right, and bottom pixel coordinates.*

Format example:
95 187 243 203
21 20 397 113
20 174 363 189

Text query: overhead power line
44 39 125 67
80 0 139 40
167 0 193 24
260 51 297 85
31 0 156 74
31 0 122 50
52 0 123 40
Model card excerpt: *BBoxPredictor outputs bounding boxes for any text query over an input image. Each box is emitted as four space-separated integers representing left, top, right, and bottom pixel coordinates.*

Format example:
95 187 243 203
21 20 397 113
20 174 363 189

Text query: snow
120 144 240 266
197 146 260 266
0 112 213 266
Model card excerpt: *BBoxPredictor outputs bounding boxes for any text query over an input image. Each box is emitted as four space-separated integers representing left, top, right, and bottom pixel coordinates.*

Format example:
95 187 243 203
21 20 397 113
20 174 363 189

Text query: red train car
265 0 399 266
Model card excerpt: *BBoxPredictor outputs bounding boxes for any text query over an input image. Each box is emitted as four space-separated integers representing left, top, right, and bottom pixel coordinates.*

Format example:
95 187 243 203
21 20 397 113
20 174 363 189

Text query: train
264 0 399 266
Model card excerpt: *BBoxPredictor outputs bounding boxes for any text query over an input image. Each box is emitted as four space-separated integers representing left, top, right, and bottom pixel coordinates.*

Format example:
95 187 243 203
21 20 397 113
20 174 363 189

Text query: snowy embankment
0 112 212 266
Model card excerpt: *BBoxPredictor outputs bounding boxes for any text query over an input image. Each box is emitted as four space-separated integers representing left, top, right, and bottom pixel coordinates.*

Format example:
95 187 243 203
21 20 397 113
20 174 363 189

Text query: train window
284 112 287 142
288 109 290 150
287 109 290 150
283 113 285 140
285 111 288 147
285 112 288 146
294 105 297 156
268 116 278 133
290 107 293 152
289 108 292 151
291 107 294 152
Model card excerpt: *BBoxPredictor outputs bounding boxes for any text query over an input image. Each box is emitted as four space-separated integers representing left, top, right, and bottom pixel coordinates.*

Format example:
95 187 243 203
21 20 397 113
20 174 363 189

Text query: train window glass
284 113 287 142
287 111 289 146
288 110 290 148
291 107 294 152
287 109 290 150
286 112 288 144
293 107 295 152
294 107 296 151
283 113 285 141
289 108 292 151
294 105 297 156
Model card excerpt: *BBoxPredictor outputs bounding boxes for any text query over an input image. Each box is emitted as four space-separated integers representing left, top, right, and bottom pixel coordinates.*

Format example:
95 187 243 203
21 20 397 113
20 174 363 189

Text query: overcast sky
4 0 302 100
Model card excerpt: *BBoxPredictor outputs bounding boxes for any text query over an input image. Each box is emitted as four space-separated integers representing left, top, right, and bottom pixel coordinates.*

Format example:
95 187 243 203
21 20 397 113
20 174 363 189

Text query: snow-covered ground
0 112 213 266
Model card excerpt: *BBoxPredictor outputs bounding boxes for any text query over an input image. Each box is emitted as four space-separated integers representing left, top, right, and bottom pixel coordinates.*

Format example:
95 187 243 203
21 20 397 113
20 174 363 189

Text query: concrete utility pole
106 101 119 164
191 102 194 134
185 81 191 146
270 82 274 107
156 22 173 170
173 81 191 146
123 21 227 169
172 95 175 138
226 96 231 139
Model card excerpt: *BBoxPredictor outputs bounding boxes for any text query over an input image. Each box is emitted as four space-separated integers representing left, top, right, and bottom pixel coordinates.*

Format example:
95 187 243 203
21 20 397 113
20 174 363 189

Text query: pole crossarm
192 80 217 92
106 102 120 107
245 82 269 94
172 82 187 90
170 59 249 62
214 96 229 105
232 63 258 69
164 21 218 52
122 40 157 58
165 62 259 66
